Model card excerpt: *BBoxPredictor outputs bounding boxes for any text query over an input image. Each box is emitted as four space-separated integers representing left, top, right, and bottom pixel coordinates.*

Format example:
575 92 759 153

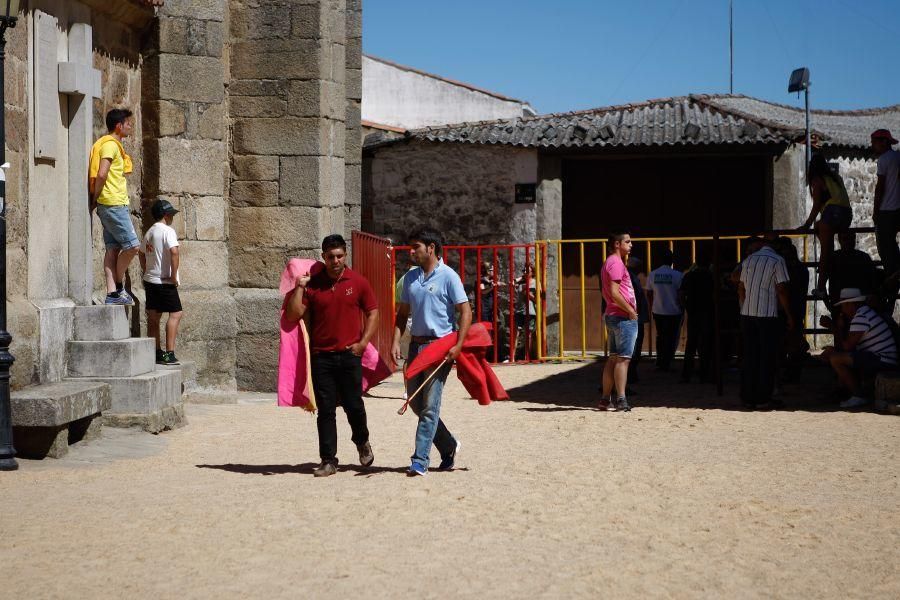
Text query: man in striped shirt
821 288 898 409
737 237 794 409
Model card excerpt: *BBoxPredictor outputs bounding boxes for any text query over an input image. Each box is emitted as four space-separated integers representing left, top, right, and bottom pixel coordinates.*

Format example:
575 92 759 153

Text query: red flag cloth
404 323 508 405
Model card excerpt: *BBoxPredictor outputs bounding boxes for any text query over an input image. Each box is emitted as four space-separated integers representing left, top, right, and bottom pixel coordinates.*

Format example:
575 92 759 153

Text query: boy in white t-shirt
139 199 183 365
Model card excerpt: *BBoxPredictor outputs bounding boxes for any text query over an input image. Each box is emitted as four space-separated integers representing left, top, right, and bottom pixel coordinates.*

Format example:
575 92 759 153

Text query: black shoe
155 349 166 364
357 442 374 467
313 461 337 477
161 351 180 365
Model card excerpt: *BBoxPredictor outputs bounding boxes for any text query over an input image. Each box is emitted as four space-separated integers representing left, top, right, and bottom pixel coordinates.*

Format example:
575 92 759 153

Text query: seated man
821 288 899 408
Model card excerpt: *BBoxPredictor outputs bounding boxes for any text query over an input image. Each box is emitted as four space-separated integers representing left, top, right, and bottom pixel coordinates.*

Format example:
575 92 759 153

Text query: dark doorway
559 154 770 351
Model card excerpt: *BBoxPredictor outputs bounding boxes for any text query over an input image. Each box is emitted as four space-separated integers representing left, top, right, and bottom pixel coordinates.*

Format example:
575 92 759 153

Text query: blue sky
363 0 899 114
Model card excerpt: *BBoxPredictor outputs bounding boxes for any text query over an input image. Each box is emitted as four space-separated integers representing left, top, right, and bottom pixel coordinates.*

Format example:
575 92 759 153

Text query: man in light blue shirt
392 228 471 476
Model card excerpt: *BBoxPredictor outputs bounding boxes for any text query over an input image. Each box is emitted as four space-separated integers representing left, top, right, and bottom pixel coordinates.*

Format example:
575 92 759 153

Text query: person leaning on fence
871 129 900 278
514 263 537 361
600 231 637 412
820 288 899 409
737 236 794 410
773 238 810 383
647 248 684 373
796 153 852 299
679 251 714 384
284 234 379 477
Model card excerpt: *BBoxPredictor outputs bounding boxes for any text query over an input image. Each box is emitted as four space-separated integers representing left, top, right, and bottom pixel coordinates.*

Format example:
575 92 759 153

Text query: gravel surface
2 362 898 599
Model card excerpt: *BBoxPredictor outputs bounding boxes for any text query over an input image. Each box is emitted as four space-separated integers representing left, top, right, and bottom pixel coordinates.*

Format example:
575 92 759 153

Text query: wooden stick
398 358 450 415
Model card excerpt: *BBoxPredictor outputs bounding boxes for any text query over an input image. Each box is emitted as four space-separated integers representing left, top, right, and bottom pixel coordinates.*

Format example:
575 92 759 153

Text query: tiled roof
368 94 900 151
704 95 900 149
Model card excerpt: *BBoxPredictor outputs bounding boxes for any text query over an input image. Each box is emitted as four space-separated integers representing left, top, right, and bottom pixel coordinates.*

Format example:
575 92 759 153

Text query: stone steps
12 300 188 456
67 338 156 377
158 360 198 393
10 381 111 458
70 369 184 432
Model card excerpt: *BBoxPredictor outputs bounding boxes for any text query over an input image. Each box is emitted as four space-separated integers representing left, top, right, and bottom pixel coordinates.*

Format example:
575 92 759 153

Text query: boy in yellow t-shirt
89 108 139 305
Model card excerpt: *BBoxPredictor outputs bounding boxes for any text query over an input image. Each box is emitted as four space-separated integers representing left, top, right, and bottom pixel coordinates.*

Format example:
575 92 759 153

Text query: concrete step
73 305 130 341
68 338 155 377
69 369 184 433
10 381 111 459
158 360 198 393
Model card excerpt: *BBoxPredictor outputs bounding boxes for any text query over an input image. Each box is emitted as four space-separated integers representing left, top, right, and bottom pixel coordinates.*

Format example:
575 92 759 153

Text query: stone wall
835 154 878 255
6 12 36 387
228 0 362 390
143 0 236 390
364 140 539 244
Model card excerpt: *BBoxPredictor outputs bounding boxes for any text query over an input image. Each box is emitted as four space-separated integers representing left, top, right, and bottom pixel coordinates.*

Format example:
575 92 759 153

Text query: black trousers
682 312 713 381
311 350 369 463
653 313 682 370
875 209 900 277
740 316 782 406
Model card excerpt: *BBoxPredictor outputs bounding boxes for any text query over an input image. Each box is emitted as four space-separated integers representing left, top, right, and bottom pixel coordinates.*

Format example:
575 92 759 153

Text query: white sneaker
839 396 870 409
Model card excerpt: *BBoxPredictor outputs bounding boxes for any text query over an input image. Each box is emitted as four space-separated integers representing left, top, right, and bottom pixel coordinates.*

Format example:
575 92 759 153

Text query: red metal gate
390 242 543 364
352 231 546 365
351 231 396 369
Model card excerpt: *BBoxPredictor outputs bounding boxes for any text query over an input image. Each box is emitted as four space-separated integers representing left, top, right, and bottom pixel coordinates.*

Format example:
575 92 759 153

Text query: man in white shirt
647 249 683 372
139 199 183 365
872 129 900 276
737 237 794 410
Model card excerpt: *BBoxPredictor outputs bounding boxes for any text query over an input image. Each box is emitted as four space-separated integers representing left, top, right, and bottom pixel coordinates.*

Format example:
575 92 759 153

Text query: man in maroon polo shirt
284 234 379 477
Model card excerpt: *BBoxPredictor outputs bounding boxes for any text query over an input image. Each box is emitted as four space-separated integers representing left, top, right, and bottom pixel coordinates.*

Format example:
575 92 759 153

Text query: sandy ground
1 361 898 599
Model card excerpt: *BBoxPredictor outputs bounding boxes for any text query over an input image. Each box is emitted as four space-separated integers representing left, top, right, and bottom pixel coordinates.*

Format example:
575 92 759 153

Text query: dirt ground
2 361 898 599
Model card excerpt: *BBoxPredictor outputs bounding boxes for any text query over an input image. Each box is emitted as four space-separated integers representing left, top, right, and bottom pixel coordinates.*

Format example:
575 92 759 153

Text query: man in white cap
871 129 900 276
821 288 898 408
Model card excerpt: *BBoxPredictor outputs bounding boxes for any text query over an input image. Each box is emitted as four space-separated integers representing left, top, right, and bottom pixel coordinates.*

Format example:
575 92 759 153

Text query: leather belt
411 335 438 344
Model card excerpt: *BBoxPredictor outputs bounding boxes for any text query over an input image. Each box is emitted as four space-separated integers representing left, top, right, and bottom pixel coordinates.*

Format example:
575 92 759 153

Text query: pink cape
277 258 393 410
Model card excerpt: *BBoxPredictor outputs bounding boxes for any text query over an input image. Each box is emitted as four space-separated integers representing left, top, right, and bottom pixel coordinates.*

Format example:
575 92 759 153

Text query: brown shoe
357 442 374 467
313 461 337 477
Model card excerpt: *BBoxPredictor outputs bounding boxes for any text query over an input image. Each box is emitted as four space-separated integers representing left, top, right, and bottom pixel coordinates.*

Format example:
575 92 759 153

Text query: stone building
363 94 900 351
6 0 363 447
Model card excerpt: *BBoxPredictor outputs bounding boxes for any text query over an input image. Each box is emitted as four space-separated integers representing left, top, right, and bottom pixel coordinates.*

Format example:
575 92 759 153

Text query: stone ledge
11 381 111 427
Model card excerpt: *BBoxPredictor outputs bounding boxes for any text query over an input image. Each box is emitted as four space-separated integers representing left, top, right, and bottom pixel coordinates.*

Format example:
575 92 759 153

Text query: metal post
0 14 18 471
729 0 733 94
804 85 811 168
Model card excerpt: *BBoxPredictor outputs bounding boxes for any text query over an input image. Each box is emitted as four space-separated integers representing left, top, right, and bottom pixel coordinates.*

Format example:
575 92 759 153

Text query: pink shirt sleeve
604 256 626 282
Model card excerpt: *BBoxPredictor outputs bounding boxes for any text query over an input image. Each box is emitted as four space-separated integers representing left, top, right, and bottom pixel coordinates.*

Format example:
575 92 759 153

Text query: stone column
229 0 354 390
536 154 562 356
143 0 236 390
344 0 362 245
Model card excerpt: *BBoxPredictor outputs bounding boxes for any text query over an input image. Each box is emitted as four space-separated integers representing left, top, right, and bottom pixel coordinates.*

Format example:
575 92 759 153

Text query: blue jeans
605 315 639 358
407 341 456 470
96 204 139 250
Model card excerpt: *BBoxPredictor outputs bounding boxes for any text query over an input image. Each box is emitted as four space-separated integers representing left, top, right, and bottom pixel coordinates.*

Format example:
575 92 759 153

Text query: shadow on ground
196 463 469 476
505 358 874 413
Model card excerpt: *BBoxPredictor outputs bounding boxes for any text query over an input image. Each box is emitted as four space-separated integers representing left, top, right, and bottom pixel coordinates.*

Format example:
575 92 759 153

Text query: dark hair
106 108 133 133
321 234 346 253
609 231 630 245
807 154 834 183
408 228 444 256
658 248 674 266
